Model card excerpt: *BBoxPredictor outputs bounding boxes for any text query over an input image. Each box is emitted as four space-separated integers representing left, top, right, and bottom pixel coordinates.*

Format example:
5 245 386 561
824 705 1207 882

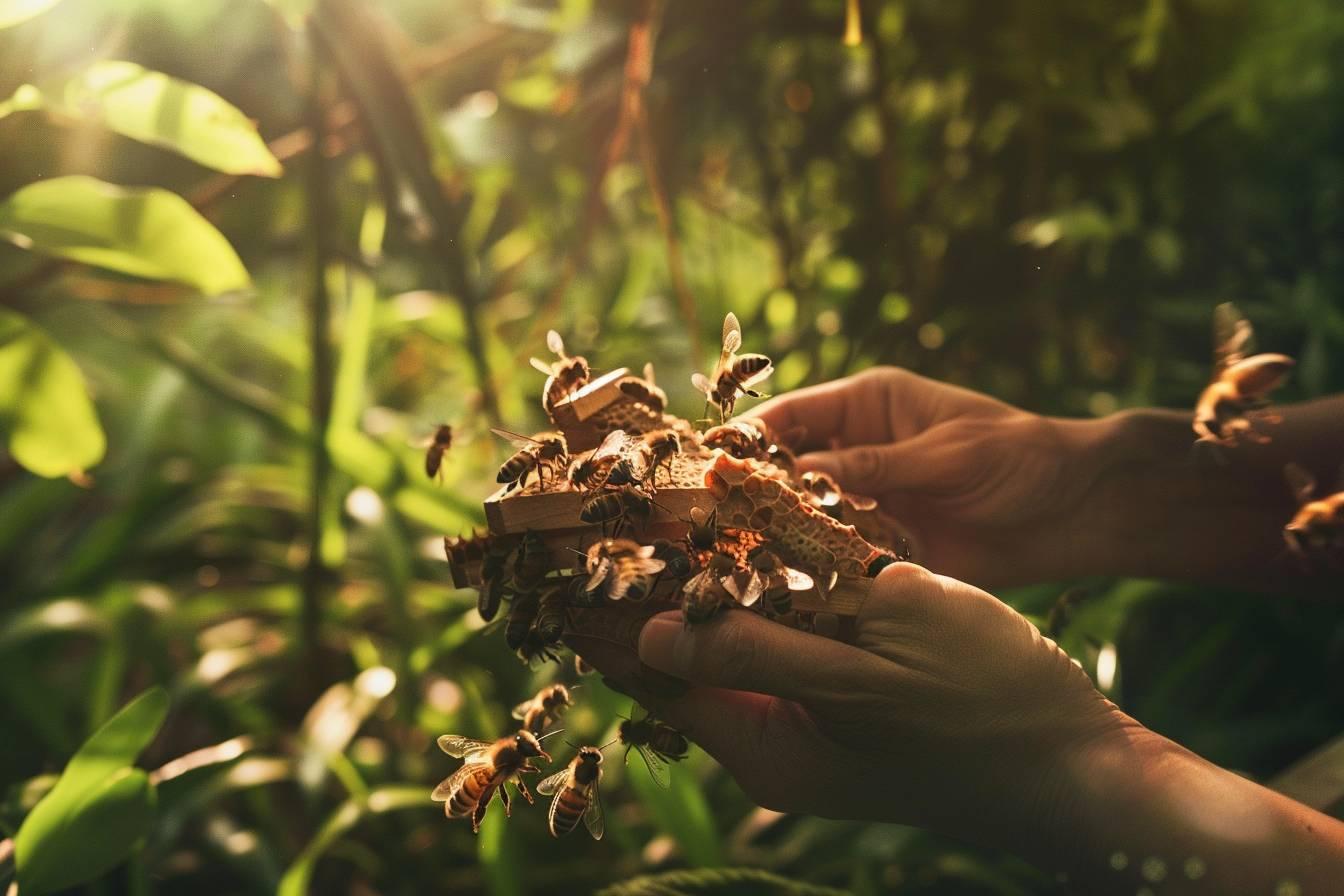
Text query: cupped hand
752 367 1116 587
632 564 1128 852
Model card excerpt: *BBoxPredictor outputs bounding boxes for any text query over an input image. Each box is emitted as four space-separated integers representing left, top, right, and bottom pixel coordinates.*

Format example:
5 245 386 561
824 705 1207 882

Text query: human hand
632 563 1123 847
752 367 1121 587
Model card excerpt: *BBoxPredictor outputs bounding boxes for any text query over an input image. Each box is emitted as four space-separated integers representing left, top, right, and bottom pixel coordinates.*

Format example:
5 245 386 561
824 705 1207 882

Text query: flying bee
799 470 878 519
432 730 551 832
617 362 668 414
579 485 654 538
570 429 634 494
423 424 453 480
534 586 569 644
531 330 591 417
1193 303 1294 446
536 745 606 839
618 713 688 789
477 539 515 623
512 683 575 736
1283 462 1344 559
640 429 681 486
734 545 814 616
583 538 665 602
681 552 736 626
691 312 773 421
493 429 569 492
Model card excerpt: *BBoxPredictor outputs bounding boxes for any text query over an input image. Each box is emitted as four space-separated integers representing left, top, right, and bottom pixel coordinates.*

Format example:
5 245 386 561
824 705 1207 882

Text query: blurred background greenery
1 0 1342 893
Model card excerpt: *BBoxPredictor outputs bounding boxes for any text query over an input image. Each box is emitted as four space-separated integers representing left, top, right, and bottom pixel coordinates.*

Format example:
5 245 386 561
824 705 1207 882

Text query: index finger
750 369 896 452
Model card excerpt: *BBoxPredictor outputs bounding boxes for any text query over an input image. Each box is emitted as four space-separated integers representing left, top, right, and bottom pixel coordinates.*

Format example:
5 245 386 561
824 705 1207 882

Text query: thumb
637 609 888 704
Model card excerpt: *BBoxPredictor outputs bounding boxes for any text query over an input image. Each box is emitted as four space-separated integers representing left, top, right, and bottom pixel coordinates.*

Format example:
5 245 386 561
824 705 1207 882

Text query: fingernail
638 614 688 675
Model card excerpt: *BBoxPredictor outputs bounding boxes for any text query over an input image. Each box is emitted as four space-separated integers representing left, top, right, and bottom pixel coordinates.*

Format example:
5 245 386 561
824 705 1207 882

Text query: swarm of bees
433 682 689 838
1184 304 1343 565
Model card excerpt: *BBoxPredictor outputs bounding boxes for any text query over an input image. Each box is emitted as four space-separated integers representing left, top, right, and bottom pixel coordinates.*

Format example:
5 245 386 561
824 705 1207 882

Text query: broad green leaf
627 748 723 867
0 176 250 295
17 769 156 894
14 688 168 894
0 310 105 477
277 788 427 896
0 0 62 29
58 61 281 176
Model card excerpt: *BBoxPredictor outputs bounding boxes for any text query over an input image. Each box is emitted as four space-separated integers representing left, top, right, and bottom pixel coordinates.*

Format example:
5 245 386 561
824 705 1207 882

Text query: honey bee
686 506 720 553
731 545 814 615
799 470 878 519
640 429 681 486
1193 303 1294 446
692 312 773 421
531 330 591 417
569 429 634 494
536 746 606 839
681 552 735 626
432 730 551 832
506 590 540 652
1283 462 1344 558
512 683 575 735
579 485 654 538
477 539 515 622
746 417 806 472
618 713 688 789
617 362 668 414
493 429 569 492
651 538 693 578
534 586 569 644
583 538 666 602
512 531 551 594
423 424 453 480
516 629 563 665
702 419 769 461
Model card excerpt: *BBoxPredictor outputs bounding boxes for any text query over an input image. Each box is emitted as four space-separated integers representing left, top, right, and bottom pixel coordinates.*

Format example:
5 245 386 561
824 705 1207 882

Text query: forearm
1063 399 1344 590
1036 718 1344 893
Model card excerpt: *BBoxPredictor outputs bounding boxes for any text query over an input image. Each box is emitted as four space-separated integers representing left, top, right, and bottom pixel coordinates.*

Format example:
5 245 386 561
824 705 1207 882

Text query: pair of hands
617 368 1344 889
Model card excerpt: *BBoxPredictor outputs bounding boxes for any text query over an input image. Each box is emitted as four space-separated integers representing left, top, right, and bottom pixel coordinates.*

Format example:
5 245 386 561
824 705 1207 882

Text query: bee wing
1212 302 1254 372
690 372 714 398
547 329 566 357
431 758 487 801
844 493 879 511
438 734 494 758
784 567 815 591
721 312 742 359
739 572 765 608
510 700 534 721
583 780 605 840
736 354 774 388
530 357 554 375
490 427 540 448
536 767 571 797
643 362 656 385
636 743 671 789
1285 462 1318 505
591 428 631 461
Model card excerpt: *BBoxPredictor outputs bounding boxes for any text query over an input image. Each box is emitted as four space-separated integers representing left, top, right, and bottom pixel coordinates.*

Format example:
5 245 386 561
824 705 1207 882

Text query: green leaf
56 61 281 176
0 310 106 477
14 688 168 894
0 176 251 295
277 788 427 896
627 749 723 867
0 0 62 29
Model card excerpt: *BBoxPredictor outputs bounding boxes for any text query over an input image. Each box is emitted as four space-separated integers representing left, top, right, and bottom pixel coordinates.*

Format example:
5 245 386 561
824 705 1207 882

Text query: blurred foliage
0 0 1342 893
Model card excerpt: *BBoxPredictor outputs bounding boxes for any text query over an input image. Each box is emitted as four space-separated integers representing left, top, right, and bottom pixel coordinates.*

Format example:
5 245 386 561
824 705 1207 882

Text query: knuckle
846 445 888 484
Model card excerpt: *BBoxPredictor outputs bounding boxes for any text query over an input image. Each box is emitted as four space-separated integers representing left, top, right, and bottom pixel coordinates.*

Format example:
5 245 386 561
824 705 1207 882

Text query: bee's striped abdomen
551 786 589 836
448 767 496 818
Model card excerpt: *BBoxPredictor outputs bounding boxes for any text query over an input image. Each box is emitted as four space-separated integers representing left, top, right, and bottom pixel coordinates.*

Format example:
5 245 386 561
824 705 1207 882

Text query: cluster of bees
432 683 689 838
1191 304 1344 561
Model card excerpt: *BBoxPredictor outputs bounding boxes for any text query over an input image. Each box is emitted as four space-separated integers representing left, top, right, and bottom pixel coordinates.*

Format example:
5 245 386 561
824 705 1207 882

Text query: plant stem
302 24 336 662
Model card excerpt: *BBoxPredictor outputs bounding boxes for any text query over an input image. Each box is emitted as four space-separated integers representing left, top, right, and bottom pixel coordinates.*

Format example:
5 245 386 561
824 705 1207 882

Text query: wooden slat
551 367 629 426
485 483 714 534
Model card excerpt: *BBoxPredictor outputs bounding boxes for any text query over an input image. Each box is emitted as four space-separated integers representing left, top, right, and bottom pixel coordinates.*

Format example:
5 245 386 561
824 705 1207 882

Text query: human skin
602 369 1344 890
632 566 1344 893
750 366 1344 591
